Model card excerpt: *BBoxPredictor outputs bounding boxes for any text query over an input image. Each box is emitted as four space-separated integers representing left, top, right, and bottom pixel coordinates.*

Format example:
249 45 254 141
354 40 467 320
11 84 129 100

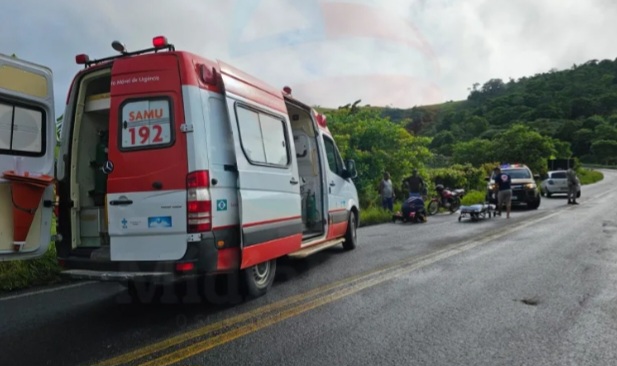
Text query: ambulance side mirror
344 159 358 179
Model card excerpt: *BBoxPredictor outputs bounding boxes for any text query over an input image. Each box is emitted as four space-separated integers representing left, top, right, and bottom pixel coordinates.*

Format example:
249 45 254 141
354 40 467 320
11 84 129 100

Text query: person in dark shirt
493 167 512 218
403 169 425 196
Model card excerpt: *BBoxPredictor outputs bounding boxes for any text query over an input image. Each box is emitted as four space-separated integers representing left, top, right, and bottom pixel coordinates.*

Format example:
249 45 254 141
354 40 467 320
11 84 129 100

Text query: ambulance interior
286 103 325 240
67 68 112 253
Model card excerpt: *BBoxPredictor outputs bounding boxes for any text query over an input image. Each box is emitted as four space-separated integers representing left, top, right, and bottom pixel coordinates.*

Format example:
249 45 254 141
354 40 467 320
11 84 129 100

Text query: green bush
0 243 61 292
460 190 487 205
578 168 604 185
0 214 61 293
428 164 485 192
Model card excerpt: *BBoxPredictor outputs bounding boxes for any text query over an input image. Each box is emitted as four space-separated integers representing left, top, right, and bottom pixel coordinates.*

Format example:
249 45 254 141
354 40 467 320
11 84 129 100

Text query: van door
219 63 302 269
0 54 55 261
322 134 349 238
106 54 189 261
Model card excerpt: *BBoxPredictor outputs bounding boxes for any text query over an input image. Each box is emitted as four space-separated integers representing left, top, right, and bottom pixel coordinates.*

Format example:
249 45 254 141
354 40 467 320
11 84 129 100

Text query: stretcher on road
458 203 496 222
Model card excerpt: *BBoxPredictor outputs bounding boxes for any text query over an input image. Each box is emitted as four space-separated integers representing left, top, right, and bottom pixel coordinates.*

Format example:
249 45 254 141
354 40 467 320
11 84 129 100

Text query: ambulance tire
342 211 357 251
242 259 277 299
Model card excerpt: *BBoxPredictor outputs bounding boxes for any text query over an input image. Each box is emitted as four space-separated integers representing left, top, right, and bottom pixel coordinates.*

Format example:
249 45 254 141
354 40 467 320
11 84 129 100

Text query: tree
591 140 617 164
550 138 572 158
571 128 595 157
460 116 489 139
492 124 555 174
595 123 617 141
582 115 605 130
429 130 455 156
326 107 432 207
452 139 496 166
481 78 506 97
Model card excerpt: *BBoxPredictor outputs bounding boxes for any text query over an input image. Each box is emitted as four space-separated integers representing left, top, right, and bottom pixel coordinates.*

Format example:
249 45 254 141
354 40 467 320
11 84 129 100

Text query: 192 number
128 125 164 145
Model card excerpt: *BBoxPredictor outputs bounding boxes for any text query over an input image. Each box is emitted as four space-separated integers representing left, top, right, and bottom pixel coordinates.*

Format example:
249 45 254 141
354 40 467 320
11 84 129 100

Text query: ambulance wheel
242 259 277 298
342 212 358 251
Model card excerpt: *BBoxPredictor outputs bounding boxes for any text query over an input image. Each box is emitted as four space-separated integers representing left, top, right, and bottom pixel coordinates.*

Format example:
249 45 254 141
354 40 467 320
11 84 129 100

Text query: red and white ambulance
0 37 360 299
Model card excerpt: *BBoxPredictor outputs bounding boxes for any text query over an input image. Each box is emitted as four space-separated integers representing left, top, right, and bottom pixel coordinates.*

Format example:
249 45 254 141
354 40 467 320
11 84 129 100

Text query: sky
2 0 617 117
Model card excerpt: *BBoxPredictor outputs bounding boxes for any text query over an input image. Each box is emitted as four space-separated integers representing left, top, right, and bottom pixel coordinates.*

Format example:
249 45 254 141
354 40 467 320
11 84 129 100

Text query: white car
540 170 581 198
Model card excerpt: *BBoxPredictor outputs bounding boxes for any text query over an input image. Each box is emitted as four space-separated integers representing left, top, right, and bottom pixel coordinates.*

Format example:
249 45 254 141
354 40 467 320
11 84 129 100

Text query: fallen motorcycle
392 194 427 224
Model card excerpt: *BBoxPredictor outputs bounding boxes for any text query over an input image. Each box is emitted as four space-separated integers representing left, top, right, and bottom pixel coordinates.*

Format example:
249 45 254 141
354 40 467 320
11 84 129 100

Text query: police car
486 164 541 209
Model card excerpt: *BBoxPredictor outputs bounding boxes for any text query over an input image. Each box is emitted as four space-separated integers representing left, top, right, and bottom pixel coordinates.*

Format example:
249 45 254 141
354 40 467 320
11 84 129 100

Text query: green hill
378 58 617 166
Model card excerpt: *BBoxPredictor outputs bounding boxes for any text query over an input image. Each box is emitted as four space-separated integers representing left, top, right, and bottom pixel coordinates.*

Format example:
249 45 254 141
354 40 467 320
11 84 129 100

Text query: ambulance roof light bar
75 54 90 65
153 36 168 48
74 35 175 68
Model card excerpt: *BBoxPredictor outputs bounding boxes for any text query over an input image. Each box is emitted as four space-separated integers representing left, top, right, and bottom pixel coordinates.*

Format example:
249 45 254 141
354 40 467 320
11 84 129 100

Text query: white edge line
0 281 97 302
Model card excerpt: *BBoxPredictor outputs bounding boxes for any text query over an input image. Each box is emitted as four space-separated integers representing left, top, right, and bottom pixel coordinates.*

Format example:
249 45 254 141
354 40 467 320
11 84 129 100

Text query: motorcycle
427 184 464 215
392 193 427 224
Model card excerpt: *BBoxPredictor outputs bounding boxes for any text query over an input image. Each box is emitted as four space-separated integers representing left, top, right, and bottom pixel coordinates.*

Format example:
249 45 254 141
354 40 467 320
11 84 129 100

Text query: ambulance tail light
75 54 90 65
153 36 169 49
187 171 211 233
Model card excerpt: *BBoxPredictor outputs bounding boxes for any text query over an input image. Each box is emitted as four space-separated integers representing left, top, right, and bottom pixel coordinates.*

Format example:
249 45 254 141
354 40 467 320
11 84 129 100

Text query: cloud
2 0 616 116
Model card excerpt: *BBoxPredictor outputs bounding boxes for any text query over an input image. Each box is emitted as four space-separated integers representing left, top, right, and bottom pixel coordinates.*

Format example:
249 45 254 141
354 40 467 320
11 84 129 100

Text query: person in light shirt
379 171 395 211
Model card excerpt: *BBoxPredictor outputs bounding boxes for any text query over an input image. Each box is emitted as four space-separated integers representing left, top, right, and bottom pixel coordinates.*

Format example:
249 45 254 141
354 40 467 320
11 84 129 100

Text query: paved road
1 171 616 366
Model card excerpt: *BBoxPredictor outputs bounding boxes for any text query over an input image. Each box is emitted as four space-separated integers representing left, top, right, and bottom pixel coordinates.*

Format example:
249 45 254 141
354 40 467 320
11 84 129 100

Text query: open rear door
0 54 55 261
219 61 302 269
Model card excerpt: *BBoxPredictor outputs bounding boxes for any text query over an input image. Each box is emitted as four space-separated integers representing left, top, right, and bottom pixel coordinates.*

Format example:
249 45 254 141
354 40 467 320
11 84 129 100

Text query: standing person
403 168 425 196
494 167 512 219
566 168 580 205
379 172 395 211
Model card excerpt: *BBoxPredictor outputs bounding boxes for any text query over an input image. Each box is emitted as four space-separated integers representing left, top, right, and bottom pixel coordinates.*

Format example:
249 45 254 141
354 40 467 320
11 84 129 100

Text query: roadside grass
0 216 61 293
578 168 603 185
359 202 401 227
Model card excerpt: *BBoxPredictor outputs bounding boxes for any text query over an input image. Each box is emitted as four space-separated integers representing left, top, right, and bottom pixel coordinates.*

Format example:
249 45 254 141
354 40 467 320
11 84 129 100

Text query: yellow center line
96 203 569 366
138 210 565 366
139 265 429 366
95 249 450 366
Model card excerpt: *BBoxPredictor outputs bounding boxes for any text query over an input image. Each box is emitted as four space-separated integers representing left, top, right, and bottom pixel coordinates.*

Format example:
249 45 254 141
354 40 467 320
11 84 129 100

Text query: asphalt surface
1 170 616 366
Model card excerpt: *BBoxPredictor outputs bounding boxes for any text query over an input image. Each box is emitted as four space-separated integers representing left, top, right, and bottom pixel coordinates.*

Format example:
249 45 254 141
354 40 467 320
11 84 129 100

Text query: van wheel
342 211 358 251
242 259 277 298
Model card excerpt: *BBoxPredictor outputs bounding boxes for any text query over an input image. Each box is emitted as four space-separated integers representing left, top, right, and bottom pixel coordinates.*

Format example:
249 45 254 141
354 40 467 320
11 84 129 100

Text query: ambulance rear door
0 53 56 261
105 53 190 261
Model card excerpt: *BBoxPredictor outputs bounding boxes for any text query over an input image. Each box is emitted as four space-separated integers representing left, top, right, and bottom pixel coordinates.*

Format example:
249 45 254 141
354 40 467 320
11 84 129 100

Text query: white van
0 53 56 262
1 37 360 299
